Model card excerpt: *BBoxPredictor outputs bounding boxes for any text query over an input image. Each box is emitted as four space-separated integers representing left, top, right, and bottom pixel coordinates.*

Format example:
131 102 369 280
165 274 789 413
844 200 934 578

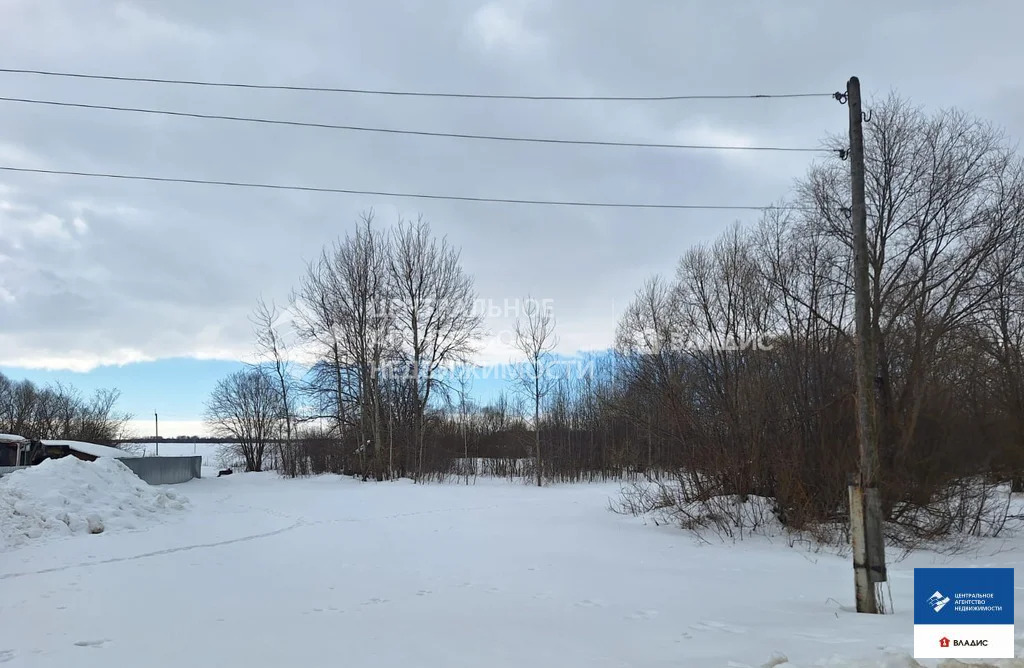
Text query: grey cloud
1 0 1022 369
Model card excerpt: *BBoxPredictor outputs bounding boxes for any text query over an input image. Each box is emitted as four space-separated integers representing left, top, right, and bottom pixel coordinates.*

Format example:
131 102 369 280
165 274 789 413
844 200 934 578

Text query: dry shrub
618 469 1019 554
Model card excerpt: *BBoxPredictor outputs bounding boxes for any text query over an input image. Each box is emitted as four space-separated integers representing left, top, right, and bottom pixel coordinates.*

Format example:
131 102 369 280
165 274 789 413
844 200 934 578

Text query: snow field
125 442 225 466
0 470 1020 667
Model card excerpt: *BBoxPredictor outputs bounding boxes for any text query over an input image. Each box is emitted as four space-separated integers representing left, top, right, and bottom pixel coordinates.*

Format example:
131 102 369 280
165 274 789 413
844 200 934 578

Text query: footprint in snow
690 621 747 634
0 650 14 663
626 609 659 621
416 590 432 596
361 598 389 606
74 639 111 648
574 599 605 608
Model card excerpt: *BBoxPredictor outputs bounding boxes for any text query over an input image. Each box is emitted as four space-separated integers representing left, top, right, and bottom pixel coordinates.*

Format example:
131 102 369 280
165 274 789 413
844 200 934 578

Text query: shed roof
40 440 138 459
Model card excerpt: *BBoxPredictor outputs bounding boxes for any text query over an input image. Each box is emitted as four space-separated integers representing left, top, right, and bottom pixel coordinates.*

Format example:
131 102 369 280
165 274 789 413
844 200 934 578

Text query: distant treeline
0 371 130 445
118 436 239 444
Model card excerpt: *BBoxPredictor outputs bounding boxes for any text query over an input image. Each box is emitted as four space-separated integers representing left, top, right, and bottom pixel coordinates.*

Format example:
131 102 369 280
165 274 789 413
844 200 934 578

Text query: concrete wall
119 456 202 485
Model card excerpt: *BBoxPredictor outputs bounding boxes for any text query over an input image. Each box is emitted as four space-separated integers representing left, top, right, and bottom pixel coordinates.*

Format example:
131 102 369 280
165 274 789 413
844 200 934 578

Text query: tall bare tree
251 298 297 471
443 364 477 481
291 250 353 441
205 369 282 472
974 226 1024 489
329 215 397 477
514 296 558 487
389 217 483 479
802 95 1024 486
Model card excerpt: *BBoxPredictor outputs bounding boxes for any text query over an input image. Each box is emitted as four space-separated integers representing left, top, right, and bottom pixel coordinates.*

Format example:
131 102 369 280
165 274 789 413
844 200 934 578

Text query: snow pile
0 456 189 550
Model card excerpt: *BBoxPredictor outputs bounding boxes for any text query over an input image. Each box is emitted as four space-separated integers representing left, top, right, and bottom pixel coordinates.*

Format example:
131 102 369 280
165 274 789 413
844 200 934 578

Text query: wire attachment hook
833 91 848 104
837 148 849 161
840 206 852 220
862 109 872 123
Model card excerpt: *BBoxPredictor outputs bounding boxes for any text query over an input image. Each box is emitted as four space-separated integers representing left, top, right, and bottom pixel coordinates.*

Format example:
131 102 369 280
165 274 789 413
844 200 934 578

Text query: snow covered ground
125 442 226 467
0 469 1020 667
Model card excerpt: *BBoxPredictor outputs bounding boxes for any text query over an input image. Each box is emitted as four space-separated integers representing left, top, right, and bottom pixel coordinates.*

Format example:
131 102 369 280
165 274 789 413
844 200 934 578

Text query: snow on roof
0 434 29 444
40 440 139 459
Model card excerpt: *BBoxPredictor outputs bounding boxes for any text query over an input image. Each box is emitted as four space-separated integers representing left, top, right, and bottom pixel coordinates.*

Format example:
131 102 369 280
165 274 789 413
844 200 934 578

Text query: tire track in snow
0 499 514 581
0 519 306 580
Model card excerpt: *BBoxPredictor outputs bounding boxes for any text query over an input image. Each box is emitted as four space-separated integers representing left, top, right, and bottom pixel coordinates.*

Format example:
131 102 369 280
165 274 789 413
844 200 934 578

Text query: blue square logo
914 568 1014 625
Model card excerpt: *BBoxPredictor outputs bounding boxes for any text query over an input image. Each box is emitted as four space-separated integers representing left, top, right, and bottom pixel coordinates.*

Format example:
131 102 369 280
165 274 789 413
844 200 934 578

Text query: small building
0 434 36 467
39 440 139 462
2 438 198 484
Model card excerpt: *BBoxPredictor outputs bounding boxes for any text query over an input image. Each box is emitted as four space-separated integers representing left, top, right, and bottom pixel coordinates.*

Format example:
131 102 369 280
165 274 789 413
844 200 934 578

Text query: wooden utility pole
154 411 159 457
846 76 887 614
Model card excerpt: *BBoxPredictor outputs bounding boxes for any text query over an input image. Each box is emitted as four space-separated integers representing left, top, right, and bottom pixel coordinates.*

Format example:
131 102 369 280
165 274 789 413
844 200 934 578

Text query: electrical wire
0 67 834 102
0 165 809 211
0 96 829 153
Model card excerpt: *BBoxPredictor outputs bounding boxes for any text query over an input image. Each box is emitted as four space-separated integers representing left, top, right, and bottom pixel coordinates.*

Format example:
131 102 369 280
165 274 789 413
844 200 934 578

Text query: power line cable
0 67 834 102
0 165 810 211
0 96 829 153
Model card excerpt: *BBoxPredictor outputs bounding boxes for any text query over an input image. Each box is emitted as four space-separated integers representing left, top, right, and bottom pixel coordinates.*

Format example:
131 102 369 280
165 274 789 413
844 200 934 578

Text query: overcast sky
1 1 1022 435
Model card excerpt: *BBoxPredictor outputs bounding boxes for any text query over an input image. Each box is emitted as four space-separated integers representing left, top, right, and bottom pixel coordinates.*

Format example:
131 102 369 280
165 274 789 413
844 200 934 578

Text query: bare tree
290 214 404 478
804 97 1023 481
973 225 1024 490
291 250 353 441
447 364 476 481
514 296 558 487
251 297 298 473
0 372 131 444
330 215 397 478
609 96 1024 546
76 388 133 444
205 369 282 472
389 217 483 479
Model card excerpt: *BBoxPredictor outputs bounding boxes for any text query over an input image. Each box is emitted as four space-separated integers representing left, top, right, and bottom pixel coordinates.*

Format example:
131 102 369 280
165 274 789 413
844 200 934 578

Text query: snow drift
0 456 189 550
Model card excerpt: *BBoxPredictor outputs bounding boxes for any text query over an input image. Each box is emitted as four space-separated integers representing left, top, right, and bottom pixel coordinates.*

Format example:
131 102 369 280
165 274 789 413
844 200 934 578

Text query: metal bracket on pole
863 486 887 584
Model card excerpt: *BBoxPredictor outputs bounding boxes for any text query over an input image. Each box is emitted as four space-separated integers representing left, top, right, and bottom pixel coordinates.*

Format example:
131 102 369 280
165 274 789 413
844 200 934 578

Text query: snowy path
0 473 1020 667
